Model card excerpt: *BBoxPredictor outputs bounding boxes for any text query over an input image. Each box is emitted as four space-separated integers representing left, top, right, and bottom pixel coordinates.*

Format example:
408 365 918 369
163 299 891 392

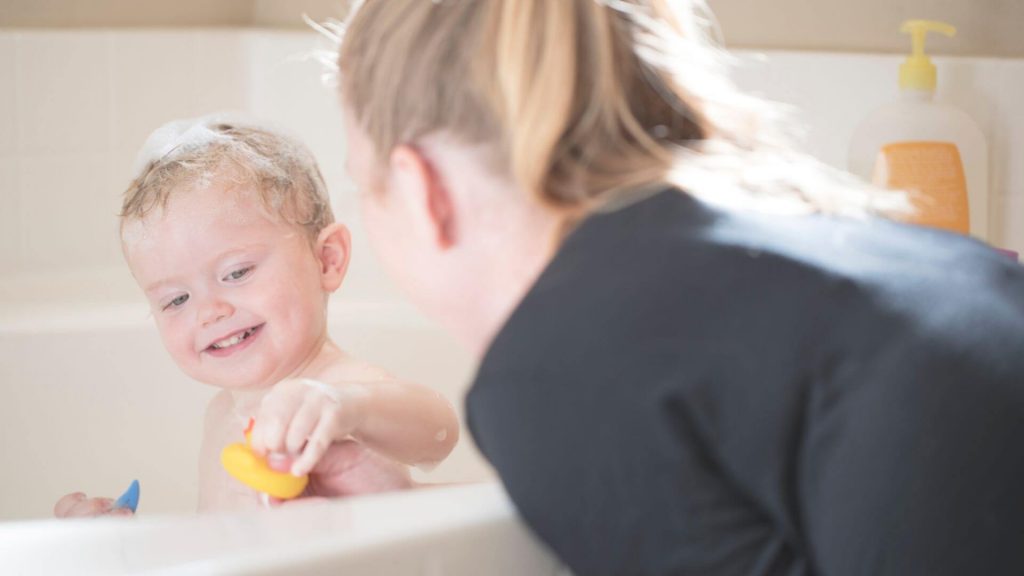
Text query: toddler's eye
163 294 189 311
224 266 254 282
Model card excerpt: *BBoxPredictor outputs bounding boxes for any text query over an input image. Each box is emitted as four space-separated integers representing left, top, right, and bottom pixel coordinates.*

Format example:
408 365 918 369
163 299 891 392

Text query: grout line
106 31 116 154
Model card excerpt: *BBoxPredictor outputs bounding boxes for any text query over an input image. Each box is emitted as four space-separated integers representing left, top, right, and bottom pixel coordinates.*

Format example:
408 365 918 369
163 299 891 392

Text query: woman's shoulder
575 187 1003 280
569 187 1020 309
483 187 1024 378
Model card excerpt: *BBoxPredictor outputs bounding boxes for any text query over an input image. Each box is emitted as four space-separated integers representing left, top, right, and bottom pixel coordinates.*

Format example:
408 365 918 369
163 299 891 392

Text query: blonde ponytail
335 0 905 219
491 0 577 203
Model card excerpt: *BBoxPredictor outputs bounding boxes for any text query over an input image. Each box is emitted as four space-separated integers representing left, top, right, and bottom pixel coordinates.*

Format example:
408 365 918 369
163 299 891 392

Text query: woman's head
336 0 903 212
337 0 721 213
333 0 903 350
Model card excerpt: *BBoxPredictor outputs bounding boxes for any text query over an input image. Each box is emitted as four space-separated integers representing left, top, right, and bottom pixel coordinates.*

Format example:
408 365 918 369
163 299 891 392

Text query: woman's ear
315 223 352 292
389 144 457 250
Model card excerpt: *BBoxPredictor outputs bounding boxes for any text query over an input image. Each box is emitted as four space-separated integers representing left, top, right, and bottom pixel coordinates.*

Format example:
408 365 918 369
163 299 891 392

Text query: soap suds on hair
120 112 336 246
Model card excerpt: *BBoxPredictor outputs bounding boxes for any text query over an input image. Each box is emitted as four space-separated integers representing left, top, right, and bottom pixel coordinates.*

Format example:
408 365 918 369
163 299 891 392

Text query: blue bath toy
113 479 140 513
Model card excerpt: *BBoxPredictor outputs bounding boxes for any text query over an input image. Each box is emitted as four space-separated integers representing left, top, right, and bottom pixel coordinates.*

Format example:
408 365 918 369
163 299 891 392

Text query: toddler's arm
340 378 460 467
250 375 459 478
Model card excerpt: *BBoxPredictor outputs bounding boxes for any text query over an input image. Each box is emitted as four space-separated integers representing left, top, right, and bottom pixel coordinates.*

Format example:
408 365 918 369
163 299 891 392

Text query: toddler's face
123 184 329 390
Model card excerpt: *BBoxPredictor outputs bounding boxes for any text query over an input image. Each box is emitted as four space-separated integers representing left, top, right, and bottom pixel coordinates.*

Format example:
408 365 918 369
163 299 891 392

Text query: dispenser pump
899 20 956 92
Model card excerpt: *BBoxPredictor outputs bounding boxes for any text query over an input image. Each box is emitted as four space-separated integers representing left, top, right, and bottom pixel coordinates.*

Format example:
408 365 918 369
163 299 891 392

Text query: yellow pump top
899 20 956 91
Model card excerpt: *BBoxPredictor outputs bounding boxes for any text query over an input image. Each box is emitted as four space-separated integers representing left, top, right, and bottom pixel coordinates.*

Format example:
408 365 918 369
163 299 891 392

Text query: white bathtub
0 482 567 575
0 267 494 521
0 269 569 573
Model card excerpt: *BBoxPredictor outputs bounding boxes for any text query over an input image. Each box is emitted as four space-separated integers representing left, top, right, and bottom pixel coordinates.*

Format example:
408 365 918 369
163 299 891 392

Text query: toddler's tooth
210 328 256 351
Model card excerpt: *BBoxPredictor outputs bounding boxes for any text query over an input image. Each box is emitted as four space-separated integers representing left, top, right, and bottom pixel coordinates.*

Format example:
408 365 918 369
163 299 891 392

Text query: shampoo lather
849 20 988 240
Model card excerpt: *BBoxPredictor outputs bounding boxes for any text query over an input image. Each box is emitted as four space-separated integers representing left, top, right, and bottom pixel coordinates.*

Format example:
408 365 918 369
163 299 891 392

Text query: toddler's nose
198 299 235 326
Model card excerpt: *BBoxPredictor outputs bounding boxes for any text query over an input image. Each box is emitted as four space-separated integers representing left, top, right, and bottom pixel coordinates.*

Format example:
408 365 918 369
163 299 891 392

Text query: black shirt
466 188 1024 576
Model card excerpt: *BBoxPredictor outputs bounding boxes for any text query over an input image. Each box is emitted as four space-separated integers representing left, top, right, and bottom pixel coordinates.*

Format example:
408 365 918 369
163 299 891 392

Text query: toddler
54 116 460 516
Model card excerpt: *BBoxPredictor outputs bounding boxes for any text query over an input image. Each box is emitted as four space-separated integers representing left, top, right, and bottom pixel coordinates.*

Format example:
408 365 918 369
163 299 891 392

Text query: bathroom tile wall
14 32 111 155
0 30 1021 293
0 35 16 157
0 30 247 293
0 157 17 271
244 31 404 302
733 52 1024 254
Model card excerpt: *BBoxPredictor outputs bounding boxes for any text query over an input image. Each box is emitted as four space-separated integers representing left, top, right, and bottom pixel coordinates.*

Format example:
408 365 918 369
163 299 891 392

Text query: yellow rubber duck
220 418 309 500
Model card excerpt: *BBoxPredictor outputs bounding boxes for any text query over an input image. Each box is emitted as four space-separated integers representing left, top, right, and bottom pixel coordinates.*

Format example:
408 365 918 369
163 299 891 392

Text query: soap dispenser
849 20 989 240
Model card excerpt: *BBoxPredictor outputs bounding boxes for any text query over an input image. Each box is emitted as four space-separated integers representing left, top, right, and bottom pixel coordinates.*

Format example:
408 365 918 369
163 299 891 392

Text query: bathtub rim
0 481 559 575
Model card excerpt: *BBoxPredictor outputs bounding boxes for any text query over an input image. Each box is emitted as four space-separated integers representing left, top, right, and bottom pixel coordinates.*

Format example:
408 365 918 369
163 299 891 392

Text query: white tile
320 158 357 220
993 194 1024 256
15 31 111 155
936 58 999 140
19 154 122 271
978 59 1024 248
731 52 774 99
246 30 351 240
338 215 404 302
109 146 139 201
752 51 897 170
0 157 20 274
989 60 1024 200
110 30 199 154
0 34 16 156
254 42 348 239
192 31 248 115
107 150 138 266
247 32 346 159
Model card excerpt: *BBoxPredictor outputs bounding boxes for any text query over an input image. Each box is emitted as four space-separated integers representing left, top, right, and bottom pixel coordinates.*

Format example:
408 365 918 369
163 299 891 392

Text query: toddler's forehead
120 186 304 257
120 217 156 252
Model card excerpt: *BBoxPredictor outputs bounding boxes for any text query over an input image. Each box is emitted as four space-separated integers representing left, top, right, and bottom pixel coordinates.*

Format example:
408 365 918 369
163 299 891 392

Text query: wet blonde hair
120 118 334 243
332 0 904 219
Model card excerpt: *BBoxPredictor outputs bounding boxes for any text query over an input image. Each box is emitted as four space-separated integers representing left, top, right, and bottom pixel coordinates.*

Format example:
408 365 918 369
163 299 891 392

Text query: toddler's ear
316 223 351 292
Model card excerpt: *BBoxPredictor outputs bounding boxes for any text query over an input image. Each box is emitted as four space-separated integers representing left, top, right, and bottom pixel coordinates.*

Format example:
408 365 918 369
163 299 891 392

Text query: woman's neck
460 201 564 359
417 133 569 360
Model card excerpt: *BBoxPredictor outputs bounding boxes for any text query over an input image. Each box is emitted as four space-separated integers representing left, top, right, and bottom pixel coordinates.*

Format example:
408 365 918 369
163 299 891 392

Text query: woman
333 1 1024 574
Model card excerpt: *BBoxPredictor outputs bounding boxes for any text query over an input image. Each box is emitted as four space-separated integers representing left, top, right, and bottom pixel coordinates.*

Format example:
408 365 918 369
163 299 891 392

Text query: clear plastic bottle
849 20 989 240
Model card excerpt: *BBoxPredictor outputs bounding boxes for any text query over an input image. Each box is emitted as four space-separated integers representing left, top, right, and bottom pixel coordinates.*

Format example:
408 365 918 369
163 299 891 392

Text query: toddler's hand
265 440 414 506
307 440 414 496
53 492 134 519
250 378 367 478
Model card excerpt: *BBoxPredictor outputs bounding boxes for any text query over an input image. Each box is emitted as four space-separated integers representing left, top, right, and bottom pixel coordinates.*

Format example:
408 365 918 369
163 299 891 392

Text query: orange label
873 141 969 234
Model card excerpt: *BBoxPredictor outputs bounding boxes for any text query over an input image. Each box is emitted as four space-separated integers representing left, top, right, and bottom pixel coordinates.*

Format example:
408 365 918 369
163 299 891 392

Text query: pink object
995 247 1019 261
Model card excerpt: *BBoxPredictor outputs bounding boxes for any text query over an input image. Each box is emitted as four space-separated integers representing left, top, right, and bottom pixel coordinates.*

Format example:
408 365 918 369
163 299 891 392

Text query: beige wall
0 0 1017 57
0 0 347 29
0 0 254 28
709 0 1020 57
